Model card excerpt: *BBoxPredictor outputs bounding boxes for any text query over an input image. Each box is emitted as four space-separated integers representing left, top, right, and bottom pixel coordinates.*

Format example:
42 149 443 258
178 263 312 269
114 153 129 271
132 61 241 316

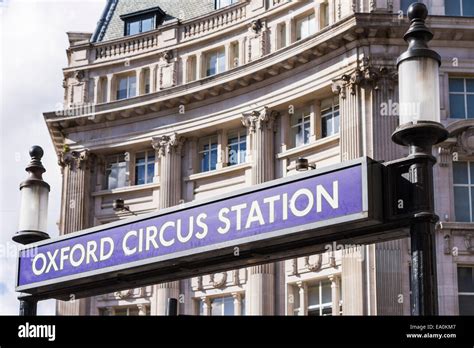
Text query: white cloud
0 0 106 315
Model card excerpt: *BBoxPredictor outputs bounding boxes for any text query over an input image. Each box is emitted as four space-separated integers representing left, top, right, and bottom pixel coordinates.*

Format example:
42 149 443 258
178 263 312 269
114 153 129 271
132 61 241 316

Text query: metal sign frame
16 157 393 301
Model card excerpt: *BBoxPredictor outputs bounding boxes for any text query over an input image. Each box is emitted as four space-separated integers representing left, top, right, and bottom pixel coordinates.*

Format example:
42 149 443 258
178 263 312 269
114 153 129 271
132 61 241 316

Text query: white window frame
134 150 155 185
116 74 137 100
227 129 247 166
296 13 316 41
205 48 226 77
307 280 332 316
291 109 311 148
199 136 218 172
449 77 474 119
321 97 340 138
453 161 474 222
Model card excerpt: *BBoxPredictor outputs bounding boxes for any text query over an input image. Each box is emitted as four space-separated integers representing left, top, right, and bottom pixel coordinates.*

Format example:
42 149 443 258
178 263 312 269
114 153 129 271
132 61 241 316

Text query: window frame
291 108 311 148
457 266 474 315
215 0 238 10
445 0 474 16
134 150 155 186
307 280 333 316
321 97 340 138
104 154 128 190
227 129 247 166
205 48 226 77
449 77 474 119
296 12 316 41
452 161 474 222
116 74 137 100
199 135 219 173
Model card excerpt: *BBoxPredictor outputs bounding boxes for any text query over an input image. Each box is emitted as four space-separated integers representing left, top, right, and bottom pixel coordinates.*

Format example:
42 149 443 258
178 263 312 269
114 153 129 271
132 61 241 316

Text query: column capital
241 107 279 133
152 133 185 157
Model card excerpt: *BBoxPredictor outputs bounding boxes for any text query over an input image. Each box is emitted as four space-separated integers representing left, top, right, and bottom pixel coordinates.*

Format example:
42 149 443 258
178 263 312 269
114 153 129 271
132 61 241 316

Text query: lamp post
12 145 51 315
392 3 448 315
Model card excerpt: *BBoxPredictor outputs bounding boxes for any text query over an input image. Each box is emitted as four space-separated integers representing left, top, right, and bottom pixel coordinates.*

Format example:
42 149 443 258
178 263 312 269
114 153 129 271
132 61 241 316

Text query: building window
116 75 137 100
291 108 311 147
453 161 474 222
113 306 142 316
228 130 247 166
200 136 218 172
458 266 474 315
401 0 417 13
449 78 474 119
135 151 155 185
105 154 127 190
205 49 226 77
321 96 340 138
307 280 332 316
215 0 237 10
211 296 234 316
296 13 316 41
445 0 474 16
125 15 155 36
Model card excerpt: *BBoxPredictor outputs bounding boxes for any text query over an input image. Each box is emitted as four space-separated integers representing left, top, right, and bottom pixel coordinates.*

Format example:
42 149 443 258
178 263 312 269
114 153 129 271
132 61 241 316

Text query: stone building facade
44 0 474 316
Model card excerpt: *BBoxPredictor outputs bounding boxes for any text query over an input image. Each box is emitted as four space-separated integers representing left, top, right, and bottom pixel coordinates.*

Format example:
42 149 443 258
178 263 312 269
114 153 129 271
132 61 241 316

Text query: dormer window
120 7 165 37
215 0 238 10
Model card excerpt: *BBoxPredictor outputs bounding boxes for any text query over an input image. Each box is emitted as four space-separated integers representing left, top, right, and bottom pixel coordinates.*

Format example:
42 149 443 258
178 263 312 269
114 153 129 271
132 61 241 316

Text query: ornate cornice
152 133 185 157
241 107 279 133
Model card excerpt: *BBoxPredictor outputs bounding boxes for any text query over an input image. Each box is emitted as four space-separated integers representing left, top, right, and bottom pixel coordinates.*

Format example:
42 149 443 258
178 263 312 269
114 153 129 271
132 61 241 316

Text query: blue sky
0 0 106 315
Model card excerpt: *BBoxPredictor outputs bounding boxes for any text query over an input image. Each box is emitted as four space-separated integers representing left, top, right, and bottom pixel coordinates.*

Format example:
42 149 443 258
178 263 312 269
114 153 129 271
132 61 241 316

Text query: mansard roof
92 0 215 42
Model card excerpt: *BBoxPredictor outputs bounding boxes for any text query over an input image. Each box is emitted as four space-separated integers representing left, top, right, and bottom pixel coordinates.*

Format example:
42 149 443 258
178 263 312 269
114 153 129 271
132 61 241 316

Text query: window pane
322 116 328 138
449 78 465 92
128 20 140 35
446 0 462 16
135 165 145 185
128 307 139 316
136 152 146 165
467 79 474 92
450 94 466 118
229 144 239 165
210 149 218 170
117 78 128 100
147 163 155 183
240 140 247 163
459 295 474 315
321 281 331 304
334 111 340 134
467 95 474 118
217 51 226 73
211 298 223 316
308 285 319 306
128 76 137 98
114 308 127 316
201 152 209 172
458 267 474 292
454 187 470 222
223 297 234 316
207 53 217 76
308 14 316 36
463 0 474 16
453 162 468 184
303 122 310 144
141 17 154 32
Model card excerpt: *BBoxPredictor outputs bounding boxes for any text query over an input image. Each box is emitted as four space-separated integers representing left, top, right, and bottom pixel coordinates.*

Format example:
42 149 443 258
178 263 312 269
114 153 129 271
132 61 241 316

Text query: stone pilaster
329 275 341 316
151 133 185 315
57 148 93 316
242 108 278 315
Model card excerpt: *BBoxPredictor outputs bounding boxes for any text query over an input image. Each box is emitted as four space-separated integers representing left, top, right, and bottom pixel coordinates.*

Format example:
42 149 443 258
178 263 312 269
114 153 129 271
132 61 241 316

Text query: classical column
181 56 188 84
238 37 246 66
196 52 202 80
232 292 242 316
329 275 341 316
225 42 231 71
106 73 113 102
150 65 158 93
93 76 100 104
57 149 93 316
247 264 275 315
241 107 279 185
242 108 279 315
150 133 185 315
297 281 308 316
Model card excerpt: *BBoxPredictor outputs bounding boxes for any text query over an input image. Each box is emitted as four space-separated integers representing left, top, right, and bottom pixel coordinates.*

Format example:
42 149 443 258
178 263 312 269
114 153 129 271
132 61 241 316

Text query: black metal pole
408 144 439 315
19 297 38 316
166 298 178 316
